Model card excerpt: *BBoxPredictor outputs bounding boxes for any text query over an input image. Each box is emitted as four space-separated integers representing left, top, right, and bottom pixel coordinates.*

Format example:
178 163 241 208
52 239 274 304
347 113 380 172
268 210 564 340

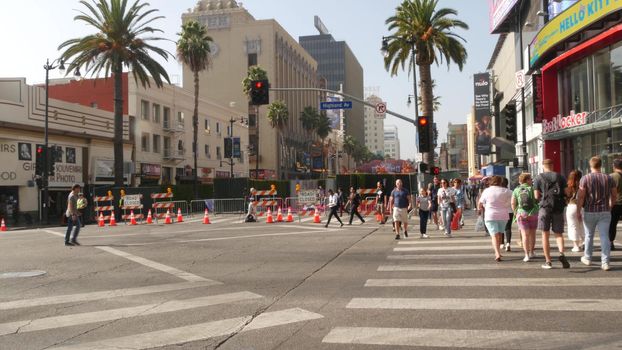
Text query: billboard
473 73 492 155
489 0 520 33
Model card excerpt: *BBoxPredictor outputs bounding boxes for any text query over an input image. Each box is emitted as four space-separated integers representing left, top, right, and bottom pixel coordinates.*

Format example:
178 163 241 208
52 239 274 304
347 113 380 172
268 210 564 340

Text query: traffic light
35 145 45 176
224 137 232 158
417 116 431 153
418 162 428 173
48 146 57 177
250 80 269 105
430 166 440 176
505 103 517 142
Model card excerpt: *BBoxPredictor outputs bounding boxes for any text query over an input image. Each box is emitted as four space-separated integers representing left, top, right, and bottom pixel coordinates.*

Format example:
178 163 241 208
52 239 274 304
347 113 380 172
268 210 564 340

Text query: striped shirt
579 172 614 212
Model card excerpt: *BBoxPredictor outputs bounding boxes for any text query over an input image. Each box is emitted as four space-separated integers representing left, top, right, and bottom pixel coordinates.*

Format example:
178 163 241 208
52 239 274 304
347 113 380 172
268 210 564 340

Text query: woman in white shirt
437 179 457 237
325 189 344 228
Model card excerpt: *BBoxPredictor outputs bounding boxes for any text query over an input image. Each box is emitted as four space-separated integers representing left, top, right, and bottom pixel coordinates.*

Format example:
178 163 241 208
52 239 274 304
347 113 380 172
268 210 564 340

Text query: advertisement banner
473 73 492 155
530 0 622 67
325 95 341 129
489 0 520 33
532 73 544 123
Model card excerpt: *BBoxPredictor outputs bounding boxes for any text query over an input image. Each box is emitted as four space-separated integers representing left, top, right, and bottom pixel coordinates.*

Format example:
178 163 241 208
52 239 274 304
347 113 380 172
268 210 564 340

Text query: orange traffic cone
286 207 294 222
176 208 183 223
0 218 7 232
130 210 138 225
203 209 211 224
98 212 105 227
109 212 117 226
313 209 321 223
164 209 172 224
266 208 274 223
146 209 153 224
276 207 284 222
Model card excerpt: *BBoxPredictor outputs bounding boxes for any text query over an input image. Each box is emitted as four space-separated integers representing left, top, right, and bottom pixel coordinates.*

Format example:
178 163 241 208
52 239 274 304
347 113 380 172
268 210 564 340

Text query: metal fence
190 198 246 216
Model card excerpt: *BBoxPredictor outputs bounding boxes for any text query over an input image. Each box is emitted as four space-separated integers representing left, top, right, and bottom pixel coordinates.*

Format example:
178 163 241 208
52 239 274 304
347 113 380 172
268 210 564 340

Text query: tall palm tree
315 112 332 177
384 0 468 166
300 106 319 172
417 79 441 112
58 0 170 187
343 135 356 168
242 65 268 178
266 101 289 177
177 20 212 199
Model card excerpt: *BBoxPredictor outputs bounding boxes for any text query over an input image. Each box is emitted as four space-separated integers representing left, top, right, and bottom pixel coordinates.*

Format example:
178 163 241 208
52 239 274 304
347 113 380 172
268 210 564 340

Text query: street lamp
406 94 416 107
42 58 80 224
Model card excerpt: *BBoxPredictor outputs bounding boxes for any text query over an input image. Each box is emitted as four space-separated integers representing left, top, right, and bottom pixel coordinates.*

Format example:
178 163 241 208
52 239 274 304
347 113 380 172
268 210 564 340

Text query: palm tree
300 106 319 173
417 79 441 112
58 0 170 187
267 101 289 177
315 112 332 177
177 20 212 198
242 65 268 178
343 135 356 168
384 0 468 166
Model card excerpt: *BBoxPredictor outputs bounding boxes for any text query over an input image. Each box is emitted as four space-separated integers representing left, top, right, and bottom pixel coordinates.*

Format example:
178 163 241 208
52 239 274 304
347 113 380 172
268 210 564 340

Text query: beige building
384 125 400 160
364 95 385 157
182 0 320 179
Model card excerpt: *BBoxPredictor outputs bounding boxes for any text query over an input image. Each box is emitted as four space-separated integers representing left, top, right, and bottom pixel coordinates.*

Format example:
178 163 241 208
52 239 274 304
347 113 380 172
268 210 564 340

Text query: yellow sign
530 0 622 67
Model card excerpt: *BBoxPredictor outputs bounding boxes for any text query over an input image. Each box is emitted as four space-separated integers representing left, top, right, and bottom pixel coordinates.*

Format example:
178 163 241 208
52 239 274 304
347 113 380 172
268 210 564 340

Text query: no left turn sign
374 102 387 118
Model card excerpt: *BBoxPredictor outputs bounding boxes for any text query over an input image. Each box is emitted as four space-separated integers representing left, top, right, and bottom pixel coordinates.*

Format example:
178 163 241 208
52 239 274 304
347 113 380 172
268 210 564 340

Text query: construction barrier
190 198 246 216
361 196 378 216
285 196 325 222
151 192 174 222
253 198 283 217
120 194 144 223
93 195 114 224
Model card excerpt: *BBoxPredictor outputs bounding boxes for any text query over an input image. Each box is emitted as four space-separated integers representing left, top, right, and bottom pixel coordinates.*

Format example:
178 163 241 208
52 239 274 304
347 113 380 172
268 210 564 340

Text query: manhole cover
0 270 47 279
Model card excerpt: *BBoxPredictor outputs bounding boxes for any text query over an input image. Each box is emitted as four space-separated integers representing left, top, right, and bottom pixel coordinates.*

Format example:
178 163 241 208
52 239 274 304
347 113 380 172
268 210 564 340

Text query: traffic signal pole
43 61 50 225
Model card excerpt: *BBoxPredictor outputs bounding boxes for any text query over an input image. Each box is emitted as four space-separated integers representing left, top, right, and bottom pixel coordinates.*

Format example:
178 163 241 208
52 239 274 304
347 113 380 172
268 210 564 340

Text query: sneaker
71 240 81 246
505 244 511 252
439 225 445 231
559 254 570 269
581 256 592 266
602 263 611 271
523 256 530 262
340 223 344 227
541 261 553 269
64 242 74 246
446 233 453 238
422 234 429 239
395 234 401 240
571 246 581 252
404 231 408 238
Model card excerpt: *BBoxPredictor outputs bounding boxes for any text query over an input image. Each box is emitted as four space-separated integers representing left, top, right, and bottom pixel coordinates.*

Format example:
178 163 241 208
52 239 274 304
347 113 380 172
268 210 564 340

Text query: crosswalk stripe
0 291 262 336
346 297 622 311
0 282 215 311
377 264 591 271
387 254 494 260
397 239 493 245
96 246 214 283
394 245 492 251
365 278 622 287
49 308 323 350
322 327 614 349
174 229 338 243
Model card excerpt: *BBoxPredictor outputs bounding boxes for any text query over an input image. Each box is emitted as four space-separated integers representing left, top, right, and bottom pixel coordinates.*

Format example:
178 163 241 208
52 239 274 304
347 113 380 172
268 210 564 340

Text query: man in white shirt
325 189 344 228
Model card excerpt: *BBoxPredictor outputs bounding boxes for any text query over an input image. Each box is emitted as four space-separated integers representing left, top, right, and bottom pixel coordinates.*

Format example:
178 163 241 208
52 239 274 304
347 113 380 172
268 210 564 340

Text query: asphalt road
1 210 621 350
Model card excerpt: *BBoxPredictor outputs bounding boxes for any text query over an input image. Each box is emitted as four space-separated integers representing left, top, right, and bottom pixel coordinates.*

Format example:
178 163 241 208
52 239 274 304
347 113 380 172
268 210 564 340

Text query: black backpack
518 186 535 211
540 173 565 212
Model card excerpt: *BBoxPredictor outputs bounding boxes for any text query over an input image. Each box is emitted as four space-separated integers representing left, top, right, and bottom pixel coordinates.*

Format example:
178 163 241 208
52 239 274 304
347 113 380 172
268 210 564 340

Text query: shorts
485 220 507 235
517 214 538 230
431 201 439 212
537 209 564 233
393 207 408 223
376 203 385 214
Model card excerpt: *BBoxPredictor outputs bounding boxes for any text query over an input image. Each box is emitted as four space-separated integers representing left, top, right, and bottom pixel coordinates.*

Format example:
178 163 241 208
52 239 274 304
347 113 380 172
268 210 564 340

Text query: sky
0 0 498 160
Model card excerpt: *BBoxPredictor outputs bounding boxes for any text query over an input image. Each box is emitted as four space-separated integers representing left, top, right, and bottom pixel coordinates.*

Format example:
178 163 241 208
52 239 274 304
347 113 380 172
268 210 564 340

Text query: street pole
255 105 259 179
229 117 234 178
518 0 529 171
43 59 51 225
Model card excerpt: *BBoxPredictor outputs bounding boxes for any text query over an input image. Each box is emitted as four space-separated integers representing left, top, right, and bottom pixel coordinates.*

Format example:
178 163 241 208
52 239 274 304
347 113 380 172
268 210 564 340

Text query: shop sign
473 72 492 155
489 0 520 33
532 73 544 123
543 111 588 134
141 163 161 177
530 0 622 67
199 167 213 179
215 170 230 178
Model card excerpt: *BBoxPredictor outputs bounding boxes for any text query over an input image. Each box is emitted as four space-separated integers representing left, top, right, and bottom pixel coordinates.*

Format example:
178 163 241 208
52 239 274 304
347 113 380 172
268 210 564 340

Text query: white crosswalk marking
365 278 622 287
377 264 591 271
387 253 494 259
49 308 323 350
0 291 262 336
394 245 492 251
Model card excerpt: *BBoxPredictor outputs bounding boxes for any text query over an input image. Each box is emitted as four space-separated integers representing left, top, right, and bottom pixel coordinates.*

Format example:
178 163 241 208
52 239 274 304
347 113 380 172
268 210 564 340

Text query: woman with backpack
565 170 584 252
511 173 539 262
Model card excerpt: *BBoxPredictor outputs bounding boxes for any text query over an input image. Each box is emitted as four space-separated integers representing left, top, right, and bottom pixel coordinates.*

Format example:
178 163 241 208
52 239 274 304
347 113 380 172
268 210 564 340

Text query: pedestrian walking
64 184 82 246
77 193 88 227
337 187 346 217
453 178 465 228
478 176 512 262
501 177 513 251
577 156 616 271
534 159 569 269
429 176 441 229
437 179 456 237
416 188 430 238
346 187 365 225
512 173 538 262
609 159 622 251
390 179 412 240
375 181 387 224
565 170 584 252
325 189 344 228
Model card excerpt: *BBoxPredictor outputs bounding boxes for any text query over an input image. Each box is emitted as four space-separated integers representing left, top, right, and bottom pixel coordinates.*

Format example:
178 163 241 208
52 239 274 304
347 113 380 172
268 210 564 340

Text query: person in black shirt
346 186 365 225
375 181 387 224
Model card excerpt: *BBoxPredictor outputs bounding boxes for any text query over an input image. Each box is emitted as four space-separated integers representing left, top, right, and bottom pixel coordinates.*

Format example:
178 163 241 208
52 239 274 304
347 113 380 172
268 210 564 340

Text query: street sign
515 69 526 89
320 101 352 110
123 194 141 207
374 102 387 118
298 190 316 205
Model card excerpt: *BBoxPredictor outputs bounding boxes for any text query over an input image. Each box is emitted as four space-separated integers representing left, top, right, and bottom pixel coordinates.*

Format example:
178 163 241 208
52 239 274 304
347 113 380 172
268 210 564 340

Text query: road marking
346 297 622 312
377 264 593 271
397 239 493 245
365 278 622 287
387 254 493 260
0 282 216 311
175 229 338 243
322 327 614 349
394 245 492 251
49 308 323 350
0 291 262 336
0 270 47 279
44 229 64 237
96 246 213 283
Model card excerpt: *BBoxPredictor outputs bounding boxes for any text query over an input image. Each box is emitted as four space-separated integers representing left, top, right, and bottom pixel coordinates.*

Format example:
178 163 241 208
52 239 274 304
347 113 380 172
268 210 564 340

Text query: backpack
517 186 535 211
540 173 565 212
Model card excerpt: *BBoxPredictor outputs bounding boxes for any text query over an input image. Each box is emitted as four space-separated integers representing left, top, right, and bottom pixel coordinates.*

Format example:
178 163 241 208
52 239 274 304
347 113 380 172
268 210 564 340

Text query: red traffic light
254 81 263 89
418 116 428 127
36 146 44 154
431 167 440 175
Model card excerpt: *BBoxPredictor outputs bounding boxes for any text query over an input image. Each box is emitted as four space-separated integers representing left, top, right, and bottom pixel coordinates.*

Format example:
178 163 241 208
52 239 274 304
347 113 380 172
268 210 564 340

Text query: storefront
530 0 622 175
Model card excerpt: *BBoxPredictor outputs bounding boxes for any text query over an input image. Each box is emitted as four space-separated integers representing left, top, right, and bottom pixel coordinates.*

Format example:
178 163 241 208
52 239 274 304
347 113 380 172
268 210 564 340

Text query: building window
227 125 232 136
205 118 210 133
248 53 257 67
216 122 220 134
205 144 211 159
141 100 149 120
163 136 170 156
153 134 160 153
141 133 150 152
177 111 185 125
216 146 222 160
177 140 184 154
163 106 170 128
152 103 161 123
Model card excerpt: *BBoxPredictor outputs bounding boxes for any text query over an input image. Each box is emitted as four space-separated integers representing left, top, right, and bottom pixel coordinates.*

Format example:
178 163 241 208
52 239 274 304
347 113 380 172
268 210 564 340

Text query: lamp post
42 59 80 224
224 116 248 178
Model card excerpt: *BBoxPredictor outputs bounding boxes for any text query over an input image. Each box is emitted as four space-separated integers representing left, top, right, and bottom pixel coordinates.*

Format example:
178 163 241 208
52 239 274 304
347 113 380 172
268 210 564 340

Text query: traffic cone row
203 209 211 224
109 212 117 226
276 207 283 222
98 212 105 227
164 209 172 224
176 208 183 223
266 208 274 223
286 207 294 222
129 210 137 225
0 218 6 232
146 209 153 224
313 209 321 224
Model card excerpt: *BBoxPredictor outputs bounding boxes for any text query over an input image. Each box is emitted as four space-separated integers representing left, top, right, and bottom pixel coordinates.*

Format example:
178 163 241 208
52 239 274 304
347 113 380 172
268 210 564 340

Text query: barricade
254 198 283 217
286 196 325 222
169 200 189 218
151 192 175 222
120 194 144 223
93 195 114 224
361 196 378 216
190 198 246 216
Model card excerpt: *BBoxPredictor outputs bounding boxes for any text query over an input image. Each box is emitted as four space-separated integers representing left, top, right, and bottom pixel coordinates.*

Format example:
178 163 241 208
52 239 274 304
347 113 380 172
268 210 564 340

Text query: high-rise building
384 125 400 160
446 123 469 177
300 16 365 145
363 95 385 157
182 0 320 179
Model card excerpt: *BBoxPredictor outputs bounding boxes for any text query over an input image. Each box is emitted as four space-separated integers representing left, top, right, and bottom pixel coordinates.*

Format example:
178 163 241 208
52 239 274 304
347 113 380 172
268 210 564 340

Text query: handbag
475 215 486 232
